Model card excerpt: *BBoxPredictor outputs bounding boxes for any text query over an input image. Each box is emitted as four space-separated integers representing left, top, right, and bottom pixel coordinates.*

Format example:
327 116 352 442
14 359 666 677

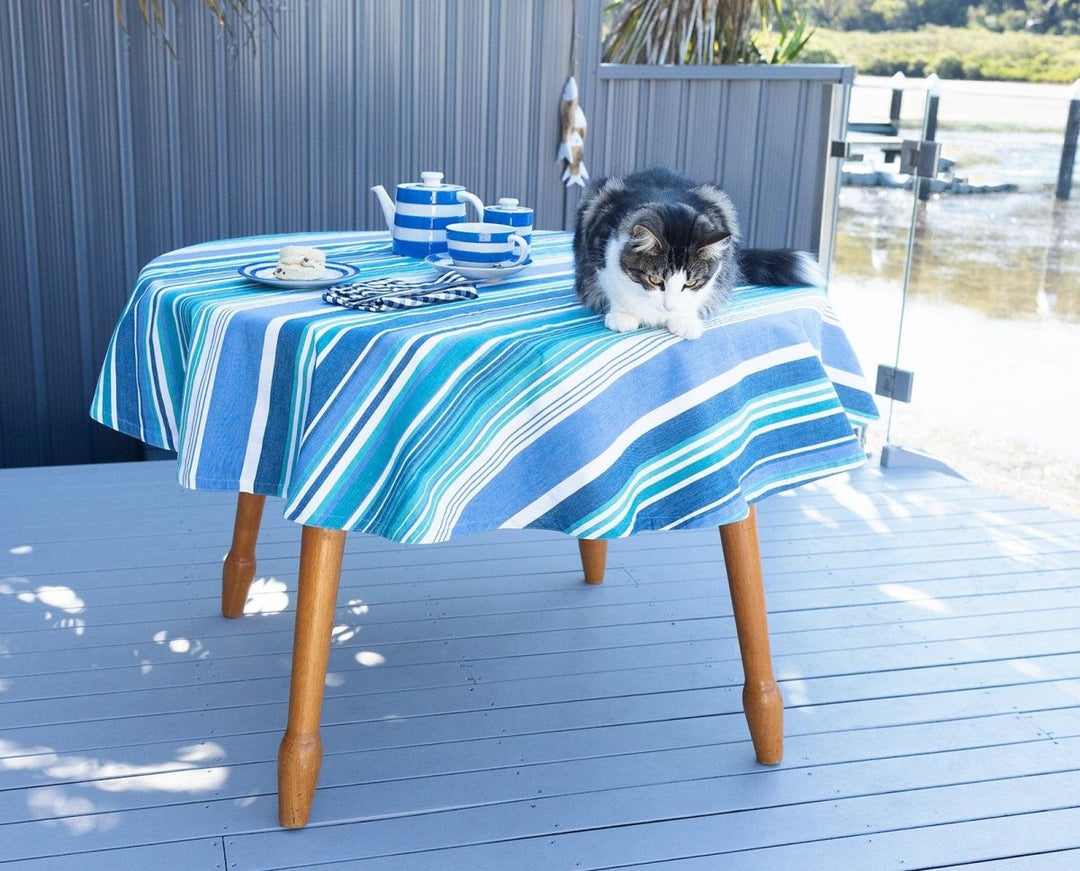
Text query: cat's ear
630 223 663 254
693 217 732 257
698 231 732 258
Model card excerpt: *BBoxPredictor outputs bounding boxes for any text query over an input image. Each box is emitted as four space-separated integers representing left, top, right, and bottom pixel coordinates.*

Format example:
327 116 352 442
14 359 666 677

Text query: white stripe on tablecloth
411 329 676 544
92 339 119 438
287 327 477 523
824 363 870 391
664 434 860 531
178 300 234 484
503 343 817 531
238 306 330 492
145 293 180 447
178 297 321 487
288 300 579 529
581 398 845 539
299 319 411 443
575 383 839 538
740 436 866 503
280 312 404 496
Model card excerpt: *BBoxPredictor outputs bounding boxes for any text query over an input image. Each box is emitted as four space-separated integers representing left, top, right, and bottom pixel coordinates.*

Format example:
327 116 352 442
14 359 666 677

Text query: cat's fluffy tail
736 248 824 288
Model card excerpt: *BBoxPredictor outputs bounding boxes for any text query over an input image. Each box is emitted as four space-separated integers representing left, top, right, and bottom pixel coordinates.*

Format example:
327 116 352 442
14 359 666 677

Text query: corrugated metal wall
0 0 851 468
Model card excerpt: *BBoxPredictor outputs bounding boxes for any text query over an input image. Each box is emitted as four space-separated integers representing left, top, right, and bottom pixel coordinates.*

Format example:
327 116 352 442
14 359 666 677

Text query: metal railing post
1056 79 1080 201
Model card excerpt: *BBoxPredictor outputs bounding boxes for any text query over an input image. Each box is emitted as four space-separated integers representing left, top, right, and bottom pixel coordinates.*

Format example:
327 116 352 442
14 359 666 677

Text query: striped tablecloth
91 231 878 544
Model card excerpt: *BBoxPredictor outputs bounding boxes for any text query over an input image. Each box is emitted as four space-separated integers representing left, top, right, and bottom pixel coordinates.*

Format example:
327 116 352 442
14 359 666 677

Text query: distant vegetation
788 1 1080 81
799 0 1080 35
798 25 1080 82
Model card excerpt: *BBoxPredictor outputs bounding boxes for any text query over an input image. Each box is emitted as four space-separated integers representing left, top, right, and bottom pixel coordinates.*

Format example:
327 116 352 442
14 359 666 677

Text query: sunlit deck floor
2 459 1080 870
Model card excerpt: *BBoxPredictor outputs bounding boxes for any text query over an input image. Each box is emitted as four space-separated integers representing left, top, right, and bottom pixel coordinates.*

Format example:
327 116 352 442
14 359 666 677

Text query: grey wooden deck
2 459 1079 870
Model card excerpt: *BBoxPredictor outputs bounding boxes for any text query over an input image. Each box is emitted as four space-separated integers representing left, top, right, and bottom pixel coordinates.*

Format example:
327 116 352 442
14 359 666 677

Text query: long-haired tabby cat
573 166 822 339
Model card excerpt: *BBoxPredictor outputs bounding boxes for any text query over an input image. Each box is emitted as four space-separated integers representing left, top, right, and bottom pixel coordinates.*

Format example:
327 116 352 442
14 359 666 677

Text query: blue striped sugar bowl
483 198 533 244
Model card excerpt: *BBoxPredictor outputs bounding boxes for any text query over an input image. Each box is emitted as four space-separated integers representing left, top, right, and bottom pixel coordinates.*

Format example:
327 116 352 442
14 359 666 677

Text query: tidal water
829 78 1080 515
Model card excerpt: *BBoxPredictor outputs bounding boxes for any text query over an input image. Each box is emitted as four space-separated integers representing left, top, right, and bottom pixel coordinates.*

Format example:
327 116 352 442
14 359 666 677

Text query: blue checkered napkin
322 271 478 312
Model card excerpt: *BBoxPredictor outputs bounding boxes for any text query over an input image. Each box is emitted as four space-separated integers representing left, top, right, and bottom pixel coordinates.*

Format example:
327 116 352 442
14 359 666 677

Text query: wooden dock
2 459 1079 869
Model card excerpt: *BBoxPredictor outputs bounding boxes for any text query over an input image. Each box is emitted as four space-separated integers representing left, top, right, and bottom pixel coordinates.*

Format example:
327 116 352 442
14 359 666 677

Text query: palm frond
602 0 811 66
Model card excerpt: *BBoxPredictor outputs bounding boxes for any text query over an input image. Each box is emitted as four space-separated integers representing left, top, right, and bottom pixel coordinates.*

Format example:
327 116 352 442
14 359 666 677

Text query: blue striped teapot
371 171 485 258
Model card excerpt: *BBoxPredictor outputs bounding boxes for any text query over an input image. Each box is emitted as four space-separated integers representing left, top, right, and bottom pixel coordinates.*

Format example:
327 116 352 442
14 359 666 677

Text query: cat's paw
667 317 704 340
604 311 641 333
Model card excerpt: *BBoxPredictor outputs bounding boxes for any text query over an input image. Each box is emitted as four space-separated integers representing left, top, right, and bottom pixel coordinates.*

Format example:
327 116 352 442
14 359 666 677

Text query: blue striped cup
445 222 530 269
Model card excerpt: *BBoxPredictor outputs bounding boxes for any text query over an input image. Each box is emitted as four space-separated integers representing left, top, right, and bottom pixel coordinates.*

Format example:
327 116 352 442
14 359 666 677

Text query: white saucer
425 253 531 282
238 261 359 290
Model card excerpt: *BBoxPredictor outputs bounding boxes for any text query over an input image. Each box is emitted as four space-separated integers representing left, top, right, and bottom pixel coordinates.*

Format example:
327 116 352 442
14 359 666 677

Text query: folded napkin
322 271 478 312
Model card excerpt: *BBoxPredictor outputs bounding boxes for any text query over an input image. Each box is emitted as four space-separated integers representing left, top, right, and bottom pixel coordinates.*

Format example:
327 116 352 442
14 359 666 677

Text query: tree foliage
602 0 815 64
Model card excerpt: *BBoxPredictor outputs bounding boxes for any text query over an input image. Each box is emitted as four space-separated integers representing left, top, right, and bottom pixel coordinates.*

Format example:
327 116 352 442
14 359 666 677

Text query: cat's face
618 206 731 314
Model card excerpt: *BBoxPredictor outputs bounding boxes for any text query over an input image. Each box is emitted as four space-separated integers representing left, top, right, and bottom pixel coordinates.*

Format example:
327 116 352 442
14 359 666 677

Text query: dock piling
1055 79 1080 201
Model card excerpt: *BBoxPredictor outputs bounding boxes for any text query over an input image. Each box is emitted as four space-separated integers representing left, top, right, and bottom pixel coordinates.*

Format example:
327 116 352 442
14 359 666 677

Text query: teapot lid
398 170 465 192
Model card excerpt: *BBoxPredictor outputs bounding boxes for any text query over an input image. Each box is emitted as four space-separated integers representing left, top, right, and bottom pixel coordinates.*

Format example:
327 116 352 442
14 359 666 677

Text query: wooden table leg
222 492 266 618
578 538 608 585
718 505 783 765
278 525 346 829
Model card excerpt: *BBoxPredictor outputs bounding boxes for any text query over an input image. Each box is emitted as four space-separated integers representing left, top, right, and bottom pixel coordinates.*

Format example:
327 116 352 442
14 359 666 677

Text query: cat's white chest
598 235 706 339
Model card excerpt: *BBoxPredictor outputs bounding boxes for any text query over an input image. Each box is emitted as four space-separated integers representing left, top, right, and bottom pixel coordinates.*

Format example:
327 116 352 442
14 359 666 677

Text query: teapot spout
370 185 396 231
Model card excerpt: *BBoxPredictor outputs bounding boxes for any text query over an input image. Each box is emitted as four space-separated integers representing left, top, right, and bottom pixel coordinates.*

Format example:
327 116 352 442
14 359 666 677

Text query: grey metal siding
0 0 849 468
580 69 852 251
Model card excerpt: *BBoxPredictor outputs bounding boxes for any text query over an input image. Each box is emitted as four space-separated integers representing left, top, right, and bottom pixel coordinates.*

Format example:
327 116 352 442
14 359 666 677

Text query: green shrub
932 54 965 78
798 46 840 64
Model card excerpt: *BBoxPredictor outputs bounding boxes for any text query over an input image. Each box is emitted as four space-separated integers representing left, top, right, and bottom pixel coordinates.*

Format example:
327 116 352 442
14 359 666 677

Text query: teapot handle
457 190 485 220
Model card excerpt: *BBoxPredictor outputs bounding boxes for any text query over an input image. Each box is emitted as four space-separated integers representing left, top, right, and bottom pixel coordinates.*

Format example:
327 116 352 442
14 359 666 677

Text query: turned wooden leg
222 492 266 618
278 525 346 829
578 538 608 585
718 505 783 766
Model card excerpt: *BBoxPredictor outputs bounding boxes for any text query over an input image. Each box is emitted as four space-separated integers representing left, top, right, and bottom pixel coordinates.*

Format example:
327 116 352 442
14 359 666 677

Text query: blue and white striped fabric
91 231 878 544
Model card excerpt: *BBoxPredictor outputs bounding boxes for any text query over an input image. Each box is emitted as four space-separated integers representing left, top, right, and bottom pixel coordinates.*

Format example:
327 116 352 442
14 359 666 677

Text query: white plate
425 253 531 282
238 261 359 290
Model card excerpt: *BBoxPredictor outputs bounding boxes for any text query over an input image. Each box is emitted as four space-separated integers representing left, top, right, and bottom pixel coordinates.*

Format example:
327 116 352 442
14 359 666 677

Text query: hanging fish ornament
557 76 589 188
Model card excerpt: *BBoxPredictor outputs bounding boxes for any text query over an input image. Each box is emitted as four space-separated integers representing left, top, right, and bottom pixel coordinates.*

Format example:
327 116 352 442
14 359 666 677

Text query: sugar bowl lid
487 197 531 213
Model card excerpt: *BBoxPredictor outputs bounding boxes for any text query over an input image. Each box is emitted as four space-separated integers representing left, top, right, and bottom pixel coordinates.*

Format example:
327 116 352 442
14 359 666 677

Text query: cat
572 166 822 339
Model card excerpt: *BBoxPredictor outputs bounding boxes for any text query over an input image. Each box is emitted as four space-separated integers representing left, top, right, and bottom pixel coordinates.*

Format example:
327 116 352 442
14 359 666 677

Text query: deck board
1 460 1079 868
